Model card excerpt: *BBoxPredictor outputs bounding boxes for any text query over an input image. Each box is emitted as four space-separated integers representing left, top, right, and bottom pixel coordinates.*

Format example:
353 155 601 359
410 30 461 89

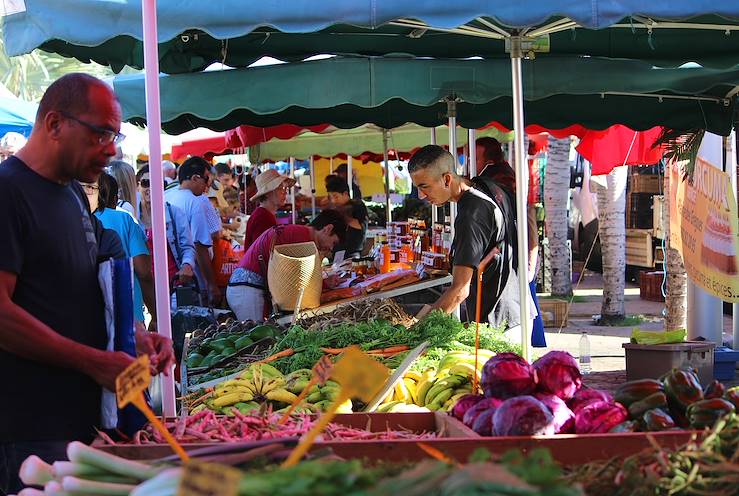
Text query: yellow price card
177 461 241 496
115 355 190 462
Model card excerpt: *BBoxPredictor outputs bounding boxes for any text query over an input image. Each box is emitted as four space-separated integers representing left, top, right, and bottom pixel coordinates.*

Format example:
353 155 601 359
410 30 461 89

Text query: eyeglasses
234 166 245 175
61 112 126 146
81 183 99 193
139 178 151 188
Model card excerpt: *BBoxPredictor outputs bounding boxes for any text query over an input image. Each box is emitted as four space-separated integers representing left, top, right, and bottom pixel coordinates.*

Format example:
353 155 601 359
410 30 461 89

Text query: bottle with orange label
380 241 391 273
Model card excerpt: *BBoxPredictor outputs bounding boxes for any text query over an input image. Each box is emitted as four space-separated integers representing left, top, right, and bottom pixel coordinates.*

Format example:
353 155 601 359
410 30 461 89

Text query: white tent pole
468 128 477 177
430 128 438 226
383 129 391 225
730 130 739 350
142 0 175 416
289 157 296 224
347 155 354 199
310 155 316 218
447 100 460 320
510 37 532 362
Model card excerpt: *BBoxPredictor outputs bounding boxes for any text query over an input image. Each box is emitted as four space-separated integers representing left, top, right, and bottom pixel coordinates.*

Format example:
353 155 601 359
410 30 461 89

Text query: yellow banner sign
669 157 739 302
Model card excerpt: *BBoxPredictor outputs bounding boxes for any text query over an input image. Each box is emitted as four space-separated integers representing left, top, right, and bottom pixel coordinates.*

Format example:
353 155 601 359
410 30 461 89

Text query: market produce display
450 351 738 436
186 363 344 415
611 368 737 432
13 442 580 496
100 410 434 445
375 349 497 413
566 412 739 495
186 321 285 387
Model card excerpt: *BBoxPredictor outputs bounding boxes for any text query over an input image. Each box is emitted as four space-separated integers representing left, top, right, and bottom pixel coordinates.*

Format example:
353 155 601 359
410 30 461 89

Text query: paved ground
536 271 738 392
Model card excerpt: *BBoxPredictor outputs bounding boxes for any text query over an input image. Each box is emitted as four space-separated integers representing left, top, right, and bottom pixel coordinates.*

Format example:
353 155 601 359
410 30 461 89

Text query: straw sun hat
250 169 296 201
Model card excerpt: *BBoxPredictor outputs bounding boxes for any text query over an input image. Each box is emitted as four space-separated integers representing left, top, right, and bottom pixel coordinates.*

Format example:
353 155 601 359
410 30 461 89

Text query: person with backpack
408 145 534 337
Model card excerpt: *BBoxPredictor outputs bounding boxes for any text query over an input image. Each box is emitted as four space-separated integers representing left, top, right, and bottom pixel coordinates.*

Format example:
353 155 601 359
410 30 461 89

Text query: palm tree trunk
663 167 687 330
544 137 573 296
596 166 627 320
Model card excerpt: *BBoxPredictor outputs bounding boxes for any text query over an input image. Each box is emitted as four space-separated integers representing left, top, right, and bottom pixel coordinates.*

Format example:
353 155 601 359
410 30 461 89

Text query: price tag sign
282 347 388 467
115 355 190 462
116 355 151 409
313 355 333 386
331 346 388 402
177 461 241 496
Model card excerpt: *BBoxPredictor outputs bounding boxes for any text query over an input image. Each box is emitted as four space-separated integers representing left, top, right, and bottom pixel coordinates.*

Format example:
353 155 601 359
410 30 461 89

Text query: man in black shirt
334 163 362 200
0 74 174 494
409 145 524 328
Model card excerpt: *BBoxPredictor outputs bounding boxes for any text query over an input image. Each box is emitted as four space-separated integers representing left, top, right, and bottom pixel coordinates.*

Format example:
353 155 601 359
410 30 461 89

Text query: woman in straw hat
243 169 296 249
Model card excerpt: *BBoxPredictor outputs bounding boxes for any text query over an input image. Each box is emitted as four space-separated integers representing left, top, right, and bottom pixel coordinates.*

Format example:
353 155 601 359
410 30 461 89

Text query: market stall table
275 274 452 326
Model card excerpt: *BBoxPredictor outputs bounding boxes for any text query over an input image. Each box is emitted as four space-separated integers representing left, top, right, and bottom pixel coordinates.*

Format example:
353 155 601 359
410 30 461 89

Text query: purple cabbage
463 397 503 428
575 400 628 434
471 408 496 436
533 351 582 401
567 388 614 414
492 396 555 436
481 352 537 399
535 393 575 434
451 394 484 421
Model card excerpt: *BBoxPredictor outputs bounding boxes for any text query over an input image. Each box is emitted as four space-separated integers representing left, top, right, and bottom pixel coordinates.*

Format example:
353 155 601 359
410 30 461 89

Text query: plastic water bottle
579 331 591 375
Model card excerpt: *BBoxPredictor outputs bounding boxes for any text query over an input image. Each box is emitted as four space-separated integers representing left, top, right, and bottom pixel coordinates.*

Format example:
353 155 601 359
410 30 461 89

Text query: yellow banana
261 377 286 395
403 378 417 404
394 380 410 403
336 398 353 414
404 370 422 382
448 362 477 380
258 363 284 378
212 391 254 407
266 389 299 404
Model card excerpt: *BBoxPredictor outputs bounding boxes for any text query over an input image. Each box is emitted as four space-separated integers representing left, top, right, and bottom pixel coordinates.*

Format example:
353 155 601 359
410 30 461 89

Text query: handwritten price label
331 347 388 402
116 355 151 408
177 461 241 496
115 354 190 462
313 355 334 386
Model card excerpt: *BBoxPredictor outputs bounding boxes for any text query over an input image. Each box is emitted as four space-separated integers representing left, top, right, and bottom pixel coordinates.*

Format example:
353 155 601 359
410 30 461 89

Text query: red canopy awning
576 125 665 175
171 135 232 162
225 123 331 148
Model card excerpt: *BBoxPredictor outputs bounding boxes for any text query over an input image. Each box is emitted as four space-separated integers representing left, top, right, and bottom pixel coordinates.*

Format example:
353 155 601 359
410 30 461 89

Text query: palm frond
652 128 705 180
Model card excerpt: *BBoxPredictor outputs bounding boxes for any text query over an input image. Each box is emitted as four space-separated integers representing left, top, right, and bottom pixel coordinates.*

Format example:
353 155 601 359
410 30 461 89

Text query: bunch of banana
284 369 313 395
305 380 352 412
436 349 496 384
206 363 298 411
420 373 473 411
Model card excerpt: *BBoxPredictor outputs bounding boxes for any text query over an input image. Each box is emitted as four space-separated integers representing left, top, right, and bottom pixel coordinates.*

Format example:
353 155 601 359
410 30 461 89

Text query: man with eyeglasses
0 73 174 494
165 156 222 305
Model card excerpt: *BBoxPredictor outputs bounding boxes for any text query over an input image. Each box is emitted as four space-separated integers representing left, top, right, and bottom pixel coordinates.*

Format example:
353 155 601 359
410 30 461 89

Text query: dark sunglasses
139 178 151 188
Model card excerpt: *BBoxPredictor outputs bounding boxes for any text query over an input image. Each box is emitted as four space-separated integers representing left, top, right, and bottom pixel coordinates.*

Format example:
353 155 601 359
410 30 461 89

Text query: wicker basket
267 241 322 311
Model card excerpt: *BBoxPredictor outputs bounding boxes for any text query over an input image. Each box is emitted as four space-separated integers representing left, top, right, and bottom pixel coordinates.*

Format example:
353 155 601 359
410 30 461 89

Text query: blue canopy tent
0 96 37 137
6 0 739 367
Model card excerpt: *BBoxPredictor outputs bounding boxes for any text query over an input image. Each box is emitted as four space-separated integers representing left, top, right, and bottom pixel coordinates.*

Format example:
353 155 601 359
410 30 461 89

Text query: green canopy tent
113 56 739 135
248 123 512 163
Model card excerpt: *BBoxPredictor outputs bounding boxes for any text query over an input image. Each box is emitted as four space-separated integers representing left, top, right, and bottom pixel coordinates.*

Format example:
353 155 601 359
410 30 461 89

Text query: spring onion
66 442 161 481
129 467 183 496
61 476 136 495
18 456 53 486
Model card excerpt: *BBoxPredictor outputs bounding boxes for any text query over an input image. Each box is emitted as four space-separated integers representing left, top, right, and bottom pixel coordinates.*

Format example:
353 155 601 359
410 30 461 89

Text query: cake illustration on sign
701 210 738 275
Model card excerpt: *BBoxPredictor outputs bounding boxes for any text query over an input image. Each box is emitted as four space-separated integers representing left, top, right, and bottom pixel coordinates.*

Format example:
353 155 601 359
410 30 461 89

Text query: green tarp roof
113 56 739 135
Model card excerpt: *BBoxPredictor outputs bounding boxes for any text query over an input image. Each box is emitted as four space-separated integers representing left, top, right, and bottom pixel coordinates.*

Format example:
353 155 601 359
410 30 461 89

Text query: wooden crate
92 412 477 459
538 298 568 328
639 271 665 302
653 195 666 239
626 229 654 267
629 174 662 194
